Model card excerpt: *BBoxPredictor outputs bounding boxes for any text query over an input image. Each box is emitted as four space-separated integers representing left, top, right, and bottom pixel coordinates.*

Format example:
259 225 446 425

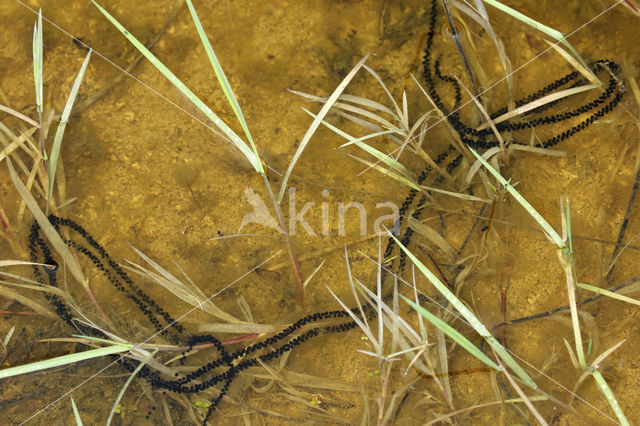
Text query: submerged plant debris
1 0 640 424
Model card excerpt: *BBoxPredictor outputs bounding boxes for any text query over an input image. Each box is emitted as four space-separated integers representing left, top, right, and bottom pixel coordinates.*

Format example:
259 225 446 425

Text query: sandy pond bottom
1 0 640 424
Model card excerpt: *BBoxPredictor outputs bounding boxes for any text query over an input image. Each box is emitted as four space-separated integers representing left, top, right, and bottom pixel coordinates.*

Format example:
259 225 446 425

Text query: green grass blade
92 1 262 174
577 283 640 307
32 9 43 116
70 396 83 426
388 230 537 388
482 0 600 85
401 295 500 371
32 8 46 161
565 197 573 254
106 348 158 426
559 197 584 368
277 54 370 203
590 368 630 426
0 343 132 379
47 49 92 201
184 0 260 172
468 147 564 248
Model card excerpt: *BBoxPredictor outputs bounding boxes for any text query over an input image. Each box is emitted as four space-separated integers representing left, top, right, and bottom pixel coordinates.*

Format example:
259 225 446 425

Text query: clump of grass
2 1 636 424
292 66 448 190
30 9 93 208
469 149 630 425
92 0 377 309
1 8 97 322
301 4 633 418
328 237 547 423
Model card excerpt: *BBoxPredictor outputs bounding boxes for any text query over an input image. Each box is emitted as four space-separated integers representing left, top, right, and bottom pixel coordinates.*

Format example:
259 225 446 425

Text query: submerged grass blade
32 9 45 159
476 84 599 130
32 9 43 118
47 49 92 201
0 283 57 319
7 157 86 285
277 54 370 202
558 197 585 369
92 1 262 174
544 40 601 86
577 283 640 306
184 0 260 172
468 147 565 248
122 247 241 323
402 295 500 371
0 104 40 128
492 347 548 425
471 149 587 368
0 260 52 268
455 75 505 154
300 107 411 178
0 343 132 379
106 349 158 426
387 230 536 389
590 368 629 426
70 396 83 426
346 153 419 190
482 0 600 85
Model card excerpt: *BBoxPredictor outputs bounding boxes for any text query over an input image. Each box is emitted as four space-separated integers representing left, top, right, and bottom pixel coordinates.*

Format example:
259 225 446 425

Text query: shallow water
1 0 639 424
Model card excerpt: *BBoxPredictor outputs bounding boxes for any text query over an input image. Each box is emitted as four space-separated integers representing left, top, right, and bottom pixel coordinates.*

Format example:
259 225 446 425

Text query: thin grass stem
106 349 159 426
184 0 260 169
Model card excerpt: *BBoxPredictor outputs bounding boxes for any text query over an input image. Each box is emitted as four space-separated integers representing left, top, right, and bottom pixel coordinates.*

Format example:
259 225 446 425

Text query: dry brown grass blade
509 144 566 157
0 273 68 300
544 40 602 87
451 0 515 108
121 252 241 324
426 396 548 425
476 84 599 130
407 217 456 260
435 322 453 407
492 348 548 425
0 285 57 319
420 184 491 203
0 104 40 127
455 75 506 161
195 323 279 334
6 156 86 285
0 119 37 151
0 126 37 173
